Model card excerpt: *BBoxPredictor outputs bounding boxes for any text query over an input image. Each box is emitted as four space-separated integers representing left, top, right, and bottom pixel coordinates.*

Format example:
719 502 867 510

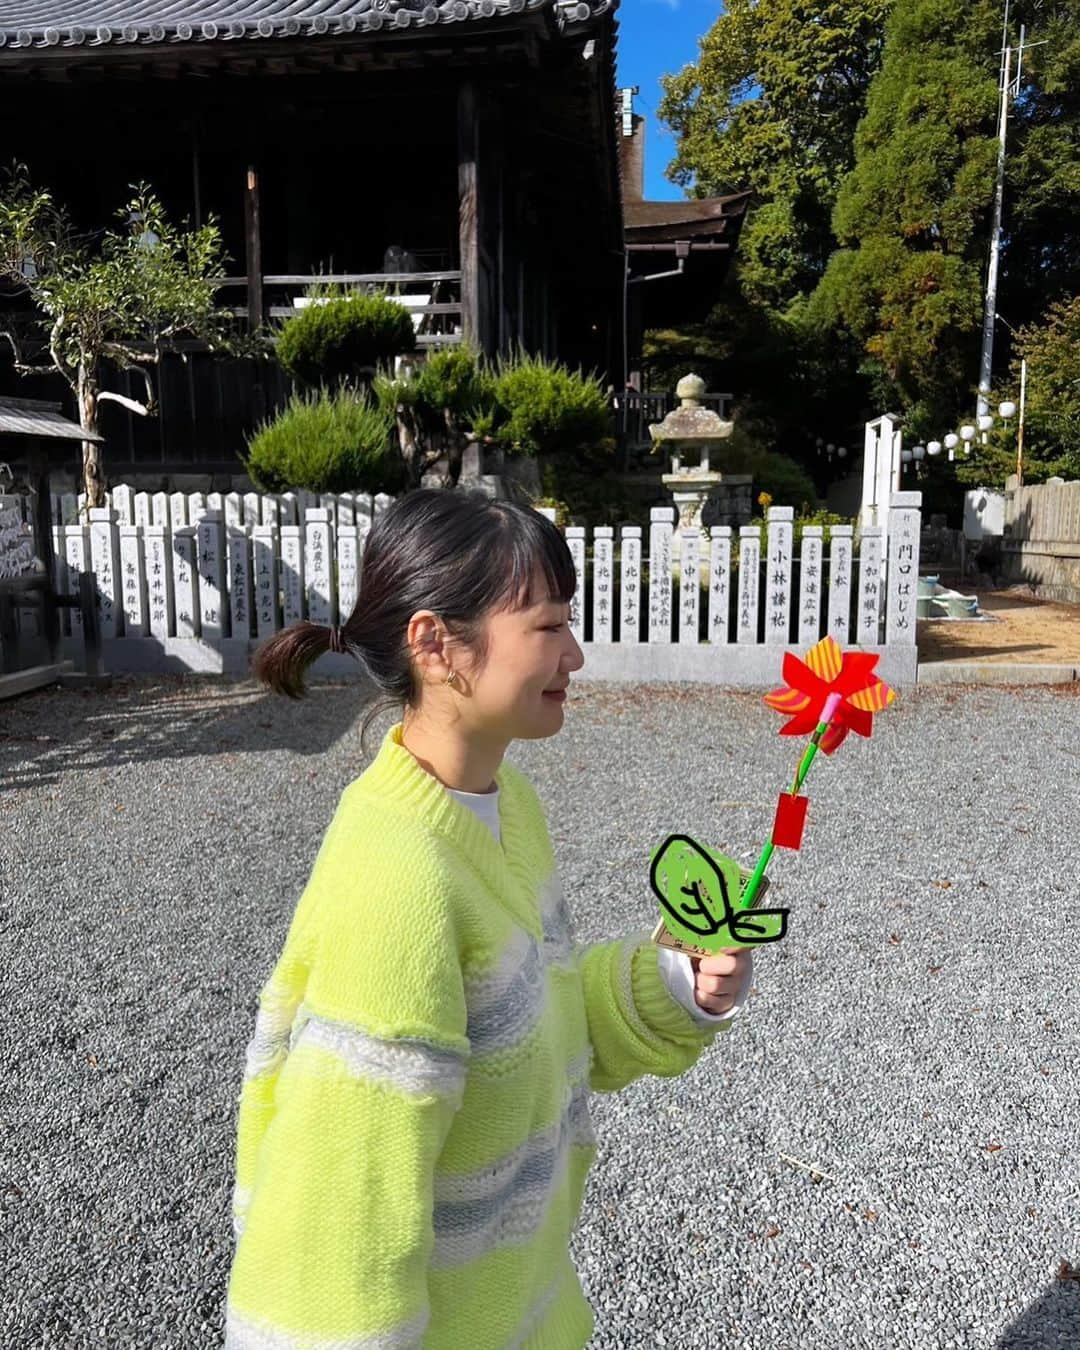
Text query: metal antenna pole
976 0 1014 421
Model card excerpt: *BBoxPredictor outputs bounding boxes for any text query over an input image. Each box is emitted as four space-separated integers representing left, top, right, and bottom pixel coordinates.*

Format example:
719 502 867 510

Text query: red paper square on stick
773 793 809 850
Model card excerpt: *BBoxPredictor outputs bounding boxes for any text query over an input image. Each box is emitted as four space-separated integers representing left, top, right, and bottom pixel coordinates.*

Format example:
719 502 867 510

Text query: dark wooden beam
243 165 264 332
458 80 479 347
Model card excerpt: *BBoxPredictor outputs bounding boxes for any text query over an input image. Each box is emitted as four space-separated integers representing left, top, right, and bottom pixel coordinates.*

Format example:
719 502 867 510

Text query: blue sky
615 0 722 200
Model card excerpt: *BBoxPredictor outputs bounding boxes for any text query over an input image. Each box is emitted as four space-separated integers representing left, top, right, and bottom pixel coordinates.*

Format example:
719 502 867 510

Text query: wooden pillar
31 447 60 664
285 148 310 276
191 120 203 228
244 164 264 332
458 82 479 347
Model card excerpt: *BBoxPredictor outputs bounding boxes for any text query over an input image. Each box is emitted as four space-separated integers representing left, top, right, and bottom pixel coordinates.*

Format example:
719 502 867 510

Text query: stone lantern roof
648 373 734 452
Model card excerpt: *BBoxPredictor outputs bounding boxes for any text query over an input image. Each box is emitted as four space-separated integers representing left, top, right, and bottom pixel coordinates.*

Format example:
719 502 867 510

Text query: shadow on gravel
995 1275 1080 1348
1 673 941 794
0 674 767 791
0 673 383 791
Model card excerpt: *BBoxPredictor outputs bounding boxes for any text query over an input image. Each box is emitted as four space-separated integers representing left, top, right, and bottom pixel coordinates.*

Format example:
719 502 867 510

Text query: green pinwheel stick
737 690 843 913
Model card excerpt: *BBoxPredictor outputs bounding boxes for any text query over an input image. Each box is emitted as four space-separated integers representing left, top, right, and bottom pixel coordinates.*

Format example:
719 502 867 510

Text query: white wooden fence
15 486 922 685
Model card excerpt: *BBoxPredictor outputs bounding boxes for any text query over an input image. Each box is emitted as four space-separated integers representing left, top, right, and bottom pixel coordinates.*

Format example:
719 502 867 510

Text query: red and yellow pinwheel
764 635 895 754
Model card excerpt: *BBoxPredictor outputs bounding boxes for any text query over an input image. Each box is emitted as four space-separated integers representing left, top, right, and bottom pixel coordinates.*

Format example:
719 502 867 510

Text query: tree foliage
658 0 1080 498
950 294 1080 486
372 345 493 491
242 386 400 495
0 163 238 507
655 0 892 476
808 0 1004 433
998 0 1080 334
659 0 893 314
1015 296 1080 477
486 349 610 457
276 292 416 387
808 0 1080 452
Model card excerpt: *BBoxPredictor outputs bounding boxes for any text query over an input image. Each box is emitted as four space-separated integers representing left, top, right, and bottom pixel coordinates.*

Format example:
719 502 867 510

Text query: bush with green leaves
276 292 416 387
488 350 611 457
373 345 494 440
241 387 400 494
371 345 495 490
746 450 820 513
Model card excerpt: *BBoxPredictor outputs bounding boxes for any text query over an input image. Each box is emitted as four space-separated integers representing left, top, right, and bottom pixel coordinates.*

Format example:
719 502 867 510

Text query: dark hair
251 488 576 758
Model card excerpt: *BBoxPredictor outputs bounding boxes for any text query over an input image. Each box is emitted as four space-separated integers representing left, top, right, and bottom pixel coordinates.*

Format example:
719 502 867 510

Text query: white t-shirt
445 784 752 1028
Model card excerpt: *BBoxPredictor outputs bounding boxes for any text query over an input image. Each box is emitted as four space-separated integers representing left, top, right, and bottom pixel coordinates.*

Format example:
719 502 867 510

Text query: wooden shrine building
0 0 623 471
618 99 751 392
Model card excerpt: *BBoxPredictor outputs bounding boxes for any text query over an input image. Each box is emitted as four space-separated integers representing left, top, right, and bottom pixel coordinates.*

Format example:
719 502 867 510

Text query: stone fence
6 485 922 687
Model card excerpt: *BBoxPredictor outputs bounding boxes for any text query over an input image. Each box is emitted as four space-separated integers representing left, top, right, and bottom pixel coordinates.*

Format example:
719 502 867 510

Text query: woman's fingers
695 971 737 996
695 990 736 1014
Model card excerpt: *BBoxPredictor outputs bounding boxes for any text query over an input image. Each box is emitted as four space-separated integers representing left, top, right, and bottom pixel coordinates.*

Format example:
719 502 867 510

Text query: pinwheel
763 635 896 755
649 636 897 956
738 636 896 911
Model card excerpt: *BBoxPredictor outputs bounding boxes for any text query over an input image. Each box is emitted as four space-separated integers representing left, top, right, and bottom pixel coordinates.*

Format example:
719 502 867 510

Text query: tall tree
0 165 239 510
811 0 1080 452
998 0 1080 333
659 0 893 315
656 0 893 479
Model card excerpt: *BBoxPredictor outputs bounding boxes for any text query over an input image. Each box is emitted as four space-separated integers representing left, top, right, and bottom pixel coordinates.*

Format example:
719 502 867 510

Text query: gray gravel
1 673 1079 1349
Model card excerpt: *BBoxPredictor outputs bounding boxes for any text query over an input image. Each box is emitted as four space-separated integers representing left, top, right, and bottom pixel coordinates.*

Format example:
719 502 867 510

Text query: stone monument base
702 476 753 529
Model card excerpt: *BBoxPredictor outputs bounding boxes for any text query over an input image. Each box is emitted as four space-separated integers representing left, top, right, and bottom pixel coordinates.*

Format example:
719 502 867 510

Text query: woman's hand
689 947 752 1016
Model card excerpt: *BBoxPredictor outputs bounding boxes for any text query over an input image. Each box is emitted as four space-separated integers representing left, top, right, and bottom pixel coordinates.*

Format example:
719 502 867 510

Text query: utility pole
976 7 1044 421
1016 356 1027 486
976 4 1019 420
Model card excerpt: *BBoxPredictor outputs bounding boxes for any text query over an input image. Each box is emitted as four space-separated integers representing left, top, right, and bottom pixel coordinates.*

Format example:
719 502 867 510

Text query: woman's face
445 560 586 742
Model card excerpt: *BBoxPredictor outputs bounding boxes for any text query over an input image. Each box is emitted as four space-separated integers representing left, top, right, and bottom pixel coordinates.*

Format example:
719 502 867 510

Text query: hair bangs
488 507 577 614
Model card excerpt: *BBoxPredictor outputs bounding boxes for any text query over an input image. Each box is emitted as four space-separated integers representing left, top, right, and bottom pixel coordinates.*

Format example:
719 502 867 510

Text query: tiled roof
623 192 752 233
0 397 101 441
0 0 609 50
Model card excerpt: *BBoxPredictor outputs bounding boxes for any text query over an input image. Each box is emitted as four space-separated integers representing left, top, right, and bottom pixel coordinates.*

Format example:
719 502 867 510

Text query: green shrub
489 350 611 456
241 386 401 494
276 293 416 387
537 442 634 529
373 344 494 434
746 450 819 513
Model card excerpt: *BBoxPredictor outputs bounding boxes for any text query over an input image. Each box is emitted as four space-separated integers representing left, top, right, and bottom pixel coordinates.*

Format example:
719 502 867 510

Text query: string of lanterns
815 437 848 464
902 399 1018 471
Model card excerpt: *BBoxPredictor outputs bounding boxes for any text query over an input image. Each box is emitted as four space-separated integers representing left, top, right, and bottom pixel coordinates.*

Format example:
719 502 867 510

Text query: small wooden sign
651 872 770 958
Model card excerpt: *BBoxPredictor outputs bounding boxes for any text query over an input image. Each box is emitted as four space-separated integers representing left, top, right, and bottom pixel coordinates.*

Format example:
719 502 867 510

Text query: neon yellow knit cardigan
225 721 732 1349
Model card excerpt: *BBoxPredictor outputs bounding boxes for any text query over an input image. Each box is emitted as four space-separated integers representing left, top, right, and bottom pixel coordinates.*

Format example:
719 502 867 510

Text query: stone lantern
648 374 751 532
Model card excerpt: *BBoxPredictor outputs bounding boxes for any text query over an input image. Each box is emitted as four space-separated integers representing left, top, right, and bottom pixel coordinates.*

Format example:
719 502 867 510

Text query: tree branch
97 390 151 417
101 341 158 365
48 313 77 383
100 359 157 415
0 328 58 377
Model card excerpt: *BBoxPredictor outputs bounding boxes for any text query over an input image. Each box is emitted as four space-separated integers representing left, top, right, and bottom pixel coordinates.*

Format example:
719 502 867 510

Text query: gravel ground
2 673 1078 1350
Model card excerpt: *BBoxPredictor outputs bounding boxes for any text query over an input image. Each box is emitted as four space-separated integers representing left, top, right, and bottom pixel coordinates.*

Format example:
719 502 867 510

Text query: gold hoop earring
445 669 458 687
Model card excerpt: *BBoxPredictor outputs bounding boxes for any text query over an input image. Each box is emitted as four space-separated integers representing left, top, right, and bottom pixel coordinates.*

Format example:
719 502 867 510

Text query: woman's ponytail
250 620 352 700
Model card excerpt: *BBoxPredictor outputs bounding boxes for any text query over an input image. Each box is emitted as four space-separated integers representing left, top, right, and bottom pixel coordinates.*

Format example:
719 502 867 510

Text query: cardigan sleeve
578 931 732 1093
503 764 733 1095
225 808 469 1348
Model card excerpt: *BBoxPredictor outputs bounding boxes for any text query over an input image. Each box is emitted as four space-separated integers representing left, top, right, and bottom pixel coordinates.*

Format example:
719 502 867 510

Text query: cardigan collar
353 721 543 940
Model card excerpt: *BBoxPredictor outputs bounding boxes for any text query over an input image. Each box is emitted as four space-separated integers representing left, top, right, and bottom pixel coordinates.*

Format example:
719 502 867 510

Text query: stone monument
648 374 752 530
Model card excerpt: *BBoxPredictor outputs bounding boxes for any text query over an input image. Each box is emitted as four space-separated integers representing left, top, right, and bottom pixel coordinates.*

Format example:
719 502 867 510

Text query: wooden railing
211 271 464 348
